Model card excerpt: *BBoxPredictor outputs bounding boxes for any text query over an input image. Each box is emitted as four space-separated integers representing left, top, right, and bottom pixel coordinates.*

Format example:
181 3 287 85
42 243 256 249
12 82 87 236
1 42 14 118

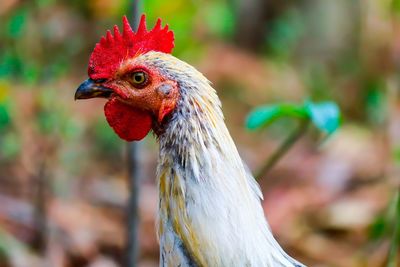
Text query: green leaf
365 83 386 125
7 8 28 38
247 100 341 134
22 63 40 85
0 103 11 133
369 215 388 240
304 101 341 134
0 52 22 78
246 103 307 130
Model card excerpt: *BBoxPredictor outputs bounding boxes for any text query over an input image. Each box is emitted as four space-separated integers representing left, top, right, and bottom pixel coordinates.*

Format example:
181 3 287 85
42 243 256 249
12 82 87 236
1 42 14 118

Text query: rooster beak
75 79 114 100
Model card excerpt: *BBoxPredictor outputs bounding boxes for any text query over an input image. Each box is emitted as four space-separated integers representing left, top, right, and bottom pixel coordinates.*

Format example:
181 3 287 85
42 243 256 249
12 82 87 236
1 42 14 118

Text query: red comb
88 14 174 80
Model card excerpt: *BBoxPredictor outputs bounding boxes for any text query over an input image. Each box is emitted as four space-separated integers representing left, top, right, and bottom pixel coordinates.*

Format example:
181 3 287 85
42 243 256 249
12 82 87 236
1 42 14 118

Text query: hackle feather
133 52 305 267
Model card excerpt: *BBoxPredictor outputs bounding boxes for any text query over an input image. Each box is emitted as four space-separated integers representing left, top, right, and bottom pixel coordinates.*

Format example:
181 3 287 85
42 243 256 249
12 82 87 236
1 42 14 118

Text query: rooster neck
158 93 228 178
156 91 301 267
157 87 242 266
156 60 231 182
139 51 303 267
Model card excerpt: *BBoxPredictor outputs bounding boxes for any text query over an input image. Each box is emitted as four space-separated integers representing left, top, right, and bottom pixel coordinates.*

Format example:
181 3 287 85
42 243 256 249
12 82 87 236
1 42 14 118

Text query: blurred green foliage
246 103 307 129
0 102 11 134
6 7 27 38
143 0 197 56
0 0 236 171
0 81 19 161
392 0 400 16
203 1 235 38
265 8 304 60
0 0 398 265
247 100 341 135
0 226 31 266
369 192 400 267
91 118 123 163
365 79 387 126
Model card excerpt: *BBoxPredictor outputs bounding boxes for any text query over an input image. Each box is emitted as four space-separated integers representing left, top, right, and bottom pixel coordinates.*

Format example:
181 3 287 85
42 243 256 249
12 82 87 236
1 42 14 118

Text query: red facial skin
102 64 179 141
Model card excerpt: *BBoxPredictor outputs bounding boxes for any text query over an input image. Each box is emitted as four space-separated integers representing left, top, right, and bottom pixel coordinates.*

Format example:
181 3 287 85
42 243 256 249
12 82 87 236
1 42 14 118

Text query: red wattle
104 98 152 141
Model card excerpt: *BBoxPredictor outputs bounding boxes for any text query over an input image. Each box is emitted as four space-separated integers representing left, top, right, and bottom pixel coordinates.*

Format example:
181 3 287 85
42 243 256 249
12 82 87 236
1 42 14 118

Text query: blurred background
0 0 399 266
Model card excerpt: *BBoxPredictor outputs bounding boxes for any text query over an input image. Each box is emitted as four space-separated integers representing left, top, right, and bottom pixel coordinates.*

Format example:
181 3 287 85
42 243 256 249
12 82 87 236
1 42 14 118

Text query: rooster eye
130 71 148 88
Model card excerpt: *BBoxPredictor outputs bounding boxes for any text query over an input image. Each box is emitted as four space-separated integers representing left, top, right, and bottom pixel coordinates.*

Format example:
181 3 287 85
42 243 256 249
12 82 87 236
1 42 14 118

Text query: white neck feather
140 51 303 267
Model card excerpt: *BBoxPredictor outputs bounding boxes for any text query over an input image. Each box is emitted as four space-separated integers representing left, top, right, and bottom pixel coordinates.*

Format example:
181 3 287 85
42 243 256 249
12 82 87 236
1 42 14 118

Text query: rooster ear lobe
157 83 179 123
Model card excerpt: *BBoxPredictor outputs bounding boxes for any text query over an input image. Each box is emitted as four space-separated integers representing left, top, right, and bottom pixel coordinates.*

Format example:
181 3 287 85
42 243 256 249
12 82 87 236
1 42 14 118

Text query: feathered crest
88 14 174 80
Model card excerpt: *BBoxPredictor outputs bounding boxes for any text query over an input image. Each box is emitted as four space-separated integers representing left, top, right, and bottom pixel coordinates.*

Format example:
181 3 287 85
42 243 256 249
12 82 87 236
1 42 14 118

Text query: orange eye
130 71 148 88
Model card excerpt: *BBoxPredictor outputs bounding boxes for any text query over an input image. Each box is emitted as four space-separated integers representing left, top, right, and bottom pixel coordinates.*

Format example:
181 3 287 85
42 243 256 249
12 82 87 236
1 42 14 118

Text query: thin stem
255 120 309 180
32 160 48 252
127 142 141 267
387 190 399 267
126 2 142 267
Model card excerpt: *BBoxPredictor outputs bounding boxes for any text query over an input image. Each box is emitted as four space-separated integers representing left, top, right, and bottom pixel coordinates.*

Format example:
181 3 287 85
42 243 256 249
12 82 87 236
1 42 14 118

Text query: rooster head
75 15 178 141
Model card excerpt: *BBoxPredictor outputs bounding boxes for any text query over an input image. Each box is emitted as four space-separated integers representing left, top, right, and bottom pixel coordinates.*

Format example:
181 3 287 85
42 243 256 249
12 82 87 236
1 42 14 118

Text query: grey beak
75 79 114 100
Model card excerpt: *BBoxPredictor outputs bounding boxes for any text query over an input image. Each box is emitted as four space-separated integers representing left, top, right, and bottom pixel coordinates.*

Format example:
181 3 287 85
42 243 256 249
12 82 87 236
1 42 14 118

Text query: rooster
75 15 305 267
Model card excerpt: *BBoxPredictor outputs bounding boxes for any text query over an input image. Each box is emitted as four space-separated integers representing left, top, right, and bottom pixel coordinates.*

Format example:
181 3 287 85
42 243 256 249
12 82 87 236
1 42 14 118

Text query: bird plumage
140 52 304 267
